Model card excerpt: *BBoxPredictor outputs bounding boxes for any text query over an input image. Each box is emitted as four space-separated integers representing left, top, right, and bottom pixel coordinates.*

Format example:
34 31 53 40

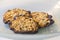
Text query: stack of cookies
3 8 54 34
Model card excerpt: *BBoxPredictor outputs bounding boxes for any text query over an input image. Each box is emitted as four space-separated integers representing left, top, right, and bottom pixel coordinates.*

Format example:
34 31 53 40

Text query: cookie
3 8 54 34
3 8 31 24
31 12 54 27
9 16 38 34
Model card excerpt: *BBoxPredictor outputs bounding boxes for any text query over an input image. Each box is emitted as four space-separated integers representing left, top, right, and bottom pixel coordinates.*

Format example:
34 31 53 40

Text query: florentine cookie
31 12 54 27
3 8 54 34
3 8 31 24
9 16 38 34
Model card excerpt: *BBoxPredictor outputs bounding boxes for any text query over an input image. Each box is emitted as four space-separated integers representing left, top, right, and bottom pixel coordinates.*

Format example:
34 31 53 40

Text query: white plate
0 0 60 40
